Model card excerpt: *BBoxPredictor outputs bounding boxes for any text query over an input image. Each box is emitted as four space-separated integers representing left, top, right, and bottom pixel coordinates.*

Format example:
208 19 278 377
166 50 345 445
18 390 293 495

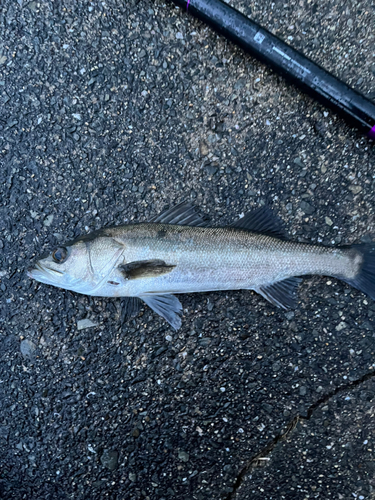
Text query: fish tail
340 243 375 300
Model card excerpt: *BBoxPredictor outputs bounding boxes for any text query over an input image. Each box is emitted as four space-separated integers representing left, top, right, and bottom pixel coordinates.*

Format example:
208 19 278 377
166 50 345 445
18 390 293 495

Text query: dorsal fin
231 206 287 239
149 201 209 227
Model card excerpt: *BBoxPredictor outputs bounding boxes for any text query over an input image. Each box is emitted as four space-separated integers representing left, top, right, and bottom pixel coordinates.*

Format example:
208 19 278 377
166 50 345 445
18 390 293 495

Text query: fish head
28 241 93 293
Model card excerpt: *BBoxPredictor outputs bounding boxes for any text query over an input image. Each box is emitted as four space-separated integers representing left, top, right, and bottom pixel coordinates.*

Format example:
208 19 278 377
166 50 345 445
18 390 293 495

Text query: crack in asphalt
223 368 375 500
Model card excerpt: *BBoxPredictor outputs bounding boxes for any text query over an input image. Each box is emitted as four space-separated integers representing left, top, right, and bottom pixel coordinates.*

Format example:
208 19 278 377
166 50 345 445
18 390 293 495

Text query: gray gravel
0 0 374 499
234 377 375 499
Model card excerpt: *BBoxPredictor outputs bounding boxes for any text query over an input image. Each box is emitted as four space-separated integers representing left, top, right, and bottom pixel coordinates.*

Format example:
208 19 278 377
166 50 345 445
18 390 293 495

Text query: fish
28 201 375 330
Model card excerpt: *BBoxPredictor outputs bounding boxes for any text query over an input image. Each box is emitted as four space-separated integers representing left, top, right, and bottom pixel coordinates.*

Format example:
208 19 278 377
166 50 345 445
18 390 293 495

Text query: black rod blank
171 0 375 139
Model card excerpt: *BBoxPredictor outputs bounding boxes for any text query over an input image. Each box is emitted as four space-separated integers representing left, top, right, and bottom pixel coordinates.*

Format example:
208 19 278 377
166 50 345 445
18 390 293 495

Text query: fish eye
52 247 68 263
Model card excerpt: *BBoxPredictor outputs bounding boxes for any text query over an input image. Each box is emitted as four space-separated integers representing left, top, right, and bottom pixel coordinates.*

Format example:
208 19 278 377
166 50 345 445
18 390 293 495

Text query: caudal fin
342 243 375 300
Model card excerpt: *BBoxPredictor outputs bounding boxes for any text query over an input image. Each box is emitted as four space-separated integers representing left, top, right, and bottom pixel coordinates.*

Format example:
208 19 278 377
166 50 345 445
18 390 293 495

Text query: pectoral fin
119 260 176 280
141 294 182 330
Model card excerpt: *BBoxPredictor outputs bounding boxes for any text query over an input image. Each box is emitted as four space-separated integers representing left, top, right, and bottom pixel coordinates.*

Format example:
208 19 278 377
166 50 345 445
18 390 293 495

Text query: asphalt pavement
0 0 374 499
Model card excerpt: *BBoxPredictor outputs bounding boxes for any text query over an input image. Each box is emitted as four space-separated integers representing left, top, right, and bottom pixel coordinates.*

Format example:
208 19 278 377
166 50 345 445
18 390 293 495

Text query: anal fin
257 277 302 309
141 294 182 330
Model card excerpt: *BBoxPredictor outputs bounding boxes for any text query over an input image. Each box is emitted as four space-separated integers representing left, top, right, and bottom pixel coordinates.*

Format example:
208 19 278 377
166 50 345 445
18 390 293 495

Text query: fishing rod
170 0 375 140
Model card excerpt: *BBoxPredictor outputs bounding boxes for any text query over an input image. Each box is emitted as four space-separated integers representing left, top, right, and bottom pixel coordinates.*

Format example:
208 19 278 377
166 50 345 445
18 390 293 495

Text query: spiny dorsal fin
149 201 209 227
119 260 176 280
232 206 287 239
257 277 303 309
141 294 182 330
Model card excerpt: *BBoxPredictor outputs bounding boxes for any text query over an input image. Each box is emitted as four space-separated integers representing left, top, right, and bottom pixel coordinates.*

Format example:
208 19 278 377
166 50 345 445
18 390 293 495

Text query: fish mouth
27 262 64 285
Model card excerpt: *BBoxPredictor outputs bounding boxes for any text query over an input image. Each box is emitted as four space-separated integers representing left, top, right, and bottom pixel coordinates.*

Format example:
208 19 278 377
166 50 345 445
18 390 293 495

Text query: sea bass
28 201 375 329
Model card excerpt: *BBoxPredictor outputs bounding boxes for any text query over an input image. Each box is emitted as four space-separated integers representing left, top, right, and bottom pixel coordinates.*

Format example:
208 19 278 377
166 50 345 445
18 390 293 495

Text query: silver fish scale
28 204 373 329
99 223 357 297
